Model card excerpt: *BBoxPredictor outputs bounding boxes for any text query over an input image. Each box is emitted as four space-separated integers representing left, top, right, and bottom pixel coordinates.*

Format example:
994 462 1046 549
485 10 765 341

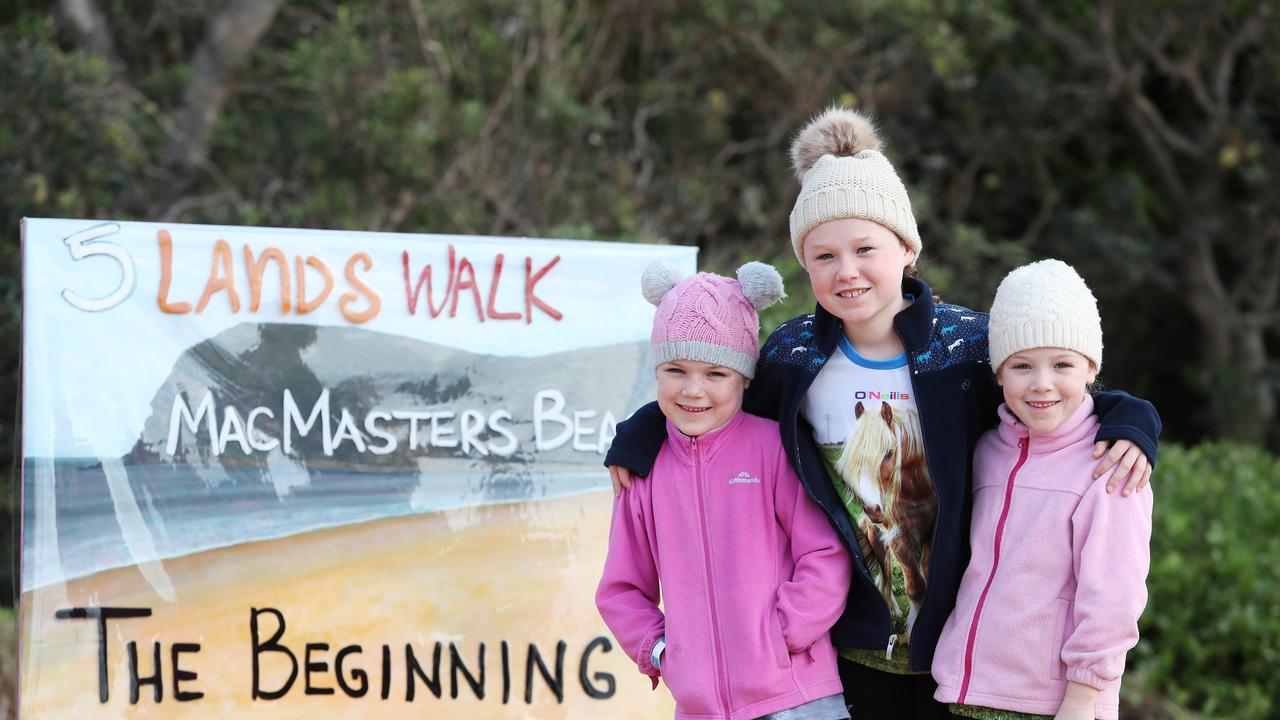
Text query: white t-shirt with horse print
801 334 938 674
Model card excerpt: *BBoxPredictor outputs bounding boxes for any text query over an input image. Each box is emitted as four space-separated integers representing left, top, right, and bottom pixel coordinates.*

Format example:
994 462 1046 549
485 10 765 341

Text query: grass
0 606 13 719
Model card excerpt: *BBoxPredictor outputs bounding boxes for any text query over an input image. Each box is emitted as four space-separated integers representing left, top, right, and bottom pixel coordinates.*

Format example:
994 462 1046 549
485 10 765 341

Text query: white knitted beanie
988 259 1104 373
788 107 921 266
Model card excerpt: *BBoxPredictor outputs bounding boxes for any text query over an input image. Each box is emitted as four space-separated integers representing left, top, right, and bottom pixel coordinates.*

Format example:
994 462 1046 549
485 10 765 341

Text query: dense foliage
1126 443 1280 719
0 2 1278 716
3 1 1277 454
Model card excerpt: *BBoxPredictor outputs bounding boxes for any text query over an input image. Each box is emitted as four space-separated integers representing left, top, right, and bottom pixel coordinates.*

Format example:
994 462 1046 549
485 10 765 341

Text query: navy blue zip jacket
604 277 1161 673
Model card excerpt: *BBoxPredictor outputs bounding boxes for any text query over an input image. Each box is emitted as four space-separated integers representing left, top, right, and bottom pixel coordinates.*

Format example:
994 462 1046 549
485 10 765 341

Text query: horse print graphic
834 400 937 641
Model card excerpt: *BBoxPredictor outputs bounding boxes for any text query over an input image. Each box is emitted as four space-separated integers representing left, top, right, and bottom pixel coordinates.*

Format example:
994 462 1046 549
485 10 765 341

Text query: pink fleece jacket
932 396 1153 719
596 410 851 720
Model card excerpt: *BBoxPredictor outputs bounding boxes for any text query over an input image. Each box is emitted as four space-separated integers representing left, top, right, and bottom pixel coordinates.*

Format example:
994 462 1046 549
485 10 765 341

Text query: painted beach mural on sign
20 217 692 717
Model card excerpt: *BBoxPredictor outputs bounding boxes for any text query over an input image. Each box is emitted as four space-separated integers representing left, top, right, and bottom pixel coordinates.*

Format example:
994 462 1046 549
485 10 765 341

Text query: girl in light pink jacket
931 260 1153 720
596 261 853 720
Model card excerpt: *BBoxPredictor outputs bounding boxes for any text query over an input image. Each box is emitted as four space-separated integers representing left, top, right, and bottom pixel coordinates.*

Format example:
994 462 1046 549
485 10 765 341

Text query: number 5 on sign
61 222 135 312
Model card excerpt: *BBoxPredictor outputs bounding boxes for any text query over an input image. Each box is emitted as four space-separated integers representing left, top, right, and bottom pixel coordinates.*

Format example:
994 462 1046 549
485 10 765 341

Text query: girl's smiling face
655 359 747 437
997 348 1097 434
802 218 916 333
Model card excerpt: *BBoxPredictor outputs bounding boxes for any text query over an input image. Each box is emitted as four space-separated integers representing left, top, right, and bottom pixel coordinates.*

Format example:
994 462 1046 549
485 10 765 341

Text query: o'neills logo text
852 390 910 401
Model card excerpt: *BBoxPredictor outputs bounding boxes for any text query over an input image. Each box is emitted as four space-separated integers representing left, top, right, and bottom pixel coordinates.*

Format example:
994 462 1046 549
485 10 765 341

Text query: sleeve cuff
602 449 653 478
1066 666 1111 690
1093 424 1159 467
637 635 660 676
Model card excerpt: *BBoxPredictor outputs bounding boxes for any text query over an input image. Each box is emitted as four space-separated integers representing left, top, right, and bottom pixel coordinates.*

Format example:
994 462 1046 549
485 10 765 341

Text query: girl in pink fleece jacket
931 260 1154 720
597 261 854 720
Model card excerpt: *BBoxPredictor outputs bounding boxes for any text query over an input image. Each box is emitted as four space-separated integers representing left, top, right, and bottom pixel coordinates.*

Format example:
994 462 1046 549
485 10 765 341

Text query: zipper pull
885 633 898 660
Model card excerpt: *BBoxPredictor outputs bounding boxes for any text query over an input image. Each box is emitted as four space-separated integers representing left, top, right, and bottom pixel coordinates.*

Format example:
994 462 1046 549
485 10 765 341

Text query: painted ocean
22 458 610 589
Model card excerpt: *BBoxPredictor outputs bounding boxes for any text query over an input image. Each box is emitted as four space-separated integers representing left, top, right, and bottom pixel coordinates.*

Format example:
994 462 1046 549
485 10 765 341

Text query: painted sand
20 490 673 718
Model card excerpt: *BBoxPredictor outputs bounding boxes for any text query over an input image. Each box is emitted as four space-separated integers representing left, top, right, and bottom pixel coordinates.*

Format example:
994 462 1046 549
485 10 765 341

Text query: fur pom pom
736 261 785 310
641 260 681 306
790 107 882 182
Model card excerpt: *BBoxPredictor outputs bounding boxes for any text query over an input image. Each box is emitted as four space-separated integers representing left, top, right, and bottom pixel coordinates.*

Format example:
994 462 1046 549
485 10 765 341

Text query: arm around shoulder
741 325 791 421
603 401 666 478
1092 390 1162 465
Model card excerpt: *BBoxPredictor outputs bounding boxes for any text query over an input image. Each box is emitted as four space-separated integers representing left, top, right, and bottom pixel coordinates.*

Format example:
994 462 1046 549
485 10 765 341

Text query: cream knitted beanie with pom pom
788 107 921 266
988 259 1104 373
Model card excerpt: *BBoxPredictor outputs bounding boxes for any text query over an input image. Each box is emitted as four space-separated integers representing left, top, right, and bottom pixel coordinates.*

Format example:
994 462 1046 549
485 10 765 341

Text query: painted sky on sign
22 218 697 458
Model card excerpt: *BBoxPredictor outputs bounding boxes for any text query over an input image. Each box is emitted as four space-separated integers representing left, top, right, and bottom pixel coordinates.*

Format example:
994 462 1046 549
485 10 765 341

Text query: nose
837 255 859 280
1031 369 1053 391
682 377 707 398
865 504 883 523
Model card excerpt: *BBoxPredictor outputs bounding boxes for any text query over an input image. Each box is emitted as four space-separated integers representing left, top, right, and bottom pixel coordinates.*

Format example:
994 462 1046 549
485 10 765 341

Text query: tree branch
1096 0 1126 83
1256 227 1280 312
406 0 454 83
1127 75 1202 157
1014 0 1098 67
1119 103 1190 205
57 0 120 65
163 0 287 173
1212 4 1272 124
1188 231 1233 322
1018 154 1060 247
436 34 541 193
1129 20 1214 115
724 26 799 87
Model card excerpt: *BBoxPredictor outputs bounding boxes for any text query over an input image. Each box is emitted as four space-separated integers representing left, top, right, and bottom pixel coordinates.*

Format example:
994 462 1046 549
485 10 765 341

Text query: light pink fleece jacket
932 396 1153 719
596 411 851 720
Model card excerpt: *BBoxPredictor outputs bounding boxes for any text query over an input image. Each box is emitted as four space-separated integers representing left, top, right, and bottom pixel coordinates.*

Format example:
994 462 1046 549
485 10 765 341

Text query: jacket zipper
785 320 895 651
691 437 731 715
786 333 886 615
896 324 946 666
957 436 1029 703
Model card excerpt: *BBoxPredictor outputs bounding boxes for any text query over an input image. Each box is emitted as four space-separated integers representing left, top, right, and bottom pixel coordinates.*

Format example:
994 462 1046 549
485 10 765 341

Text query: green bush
1125 442 1280 719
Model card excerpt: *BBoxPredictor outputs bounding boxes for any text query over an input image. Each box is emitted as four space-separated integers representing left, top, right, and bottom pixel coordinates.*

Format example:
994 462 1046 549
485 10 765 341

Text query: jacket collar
892 277 936 353
663 410 747 466
996 394 1098 455
811 276 937 355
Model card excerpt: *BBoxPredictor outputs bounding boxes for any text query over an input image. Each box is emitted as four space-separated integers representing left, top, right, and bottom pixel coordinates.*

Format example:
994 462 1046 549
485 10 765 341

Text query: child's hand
609 465 634 496
1054 681 1099 720
1092 439 1151 495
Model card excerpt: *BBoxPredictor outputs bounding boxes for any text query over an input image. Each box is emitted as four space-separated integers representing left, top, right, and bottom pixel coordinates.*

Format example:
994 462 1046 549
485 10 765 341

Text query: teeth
838 289 869 299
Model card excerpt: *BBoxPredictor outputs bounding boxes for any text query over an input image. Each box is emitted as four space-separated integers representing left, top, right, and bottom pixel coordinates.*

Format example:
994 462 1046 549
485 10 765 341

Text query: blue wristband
651 637 666 669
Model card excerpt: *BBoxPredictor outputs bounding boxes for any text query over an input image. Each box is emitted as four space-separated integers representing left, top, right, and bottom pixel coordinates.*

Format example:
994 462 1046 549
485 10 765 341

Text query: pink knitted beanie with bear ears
642 261 785 379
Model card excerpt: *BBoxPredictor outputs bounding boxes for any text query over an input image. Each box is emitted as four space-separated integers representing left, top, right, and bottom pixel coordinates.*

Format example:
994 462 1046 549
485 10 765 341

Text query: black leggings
838 657 959 719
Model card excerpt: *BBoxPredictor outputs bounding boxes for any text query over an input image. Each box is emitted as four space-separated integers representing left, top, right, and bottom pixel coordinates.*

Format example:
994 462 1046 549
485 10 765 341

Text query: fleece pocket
661 642 686 701
768 608 791 669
